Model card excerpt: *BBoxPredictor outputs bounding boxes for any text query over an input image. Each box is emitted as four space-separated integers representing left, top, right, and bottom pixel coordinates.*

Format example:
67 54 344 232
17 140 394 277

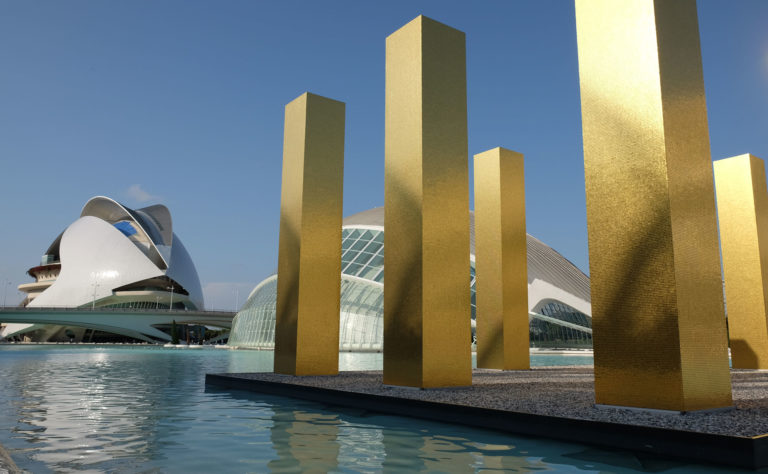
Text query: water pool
0 345 742 472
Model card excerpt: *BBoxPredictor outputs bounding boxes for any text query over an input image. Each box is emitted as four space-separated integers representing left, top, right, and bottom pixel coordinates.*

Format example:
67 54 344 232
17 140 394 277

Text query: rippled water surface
0 345 745 473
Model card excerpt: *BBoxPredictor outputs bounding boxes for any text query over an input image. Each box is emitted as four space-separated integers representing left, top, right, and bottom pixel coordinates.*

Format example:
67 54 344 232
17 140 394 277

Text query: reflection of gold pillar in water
381 428 426 471
274 92 345 375
269 411 341 472
714 154 768 369
479 443 548 471
421 437 476 471
383 15 471 389
474 147 529 370
575 0 732 410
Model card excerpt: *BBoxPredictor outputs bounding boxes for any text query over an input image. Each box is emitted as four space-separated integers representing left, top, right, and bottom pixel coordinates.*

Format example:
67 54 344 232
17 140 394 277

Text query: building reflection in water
260 395 549 472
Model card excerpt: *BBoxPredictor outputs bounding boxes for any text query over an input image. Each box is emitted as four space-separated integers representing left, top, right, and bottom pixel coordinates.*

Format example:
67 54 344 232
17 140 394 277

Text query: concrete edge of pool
205 369 768 471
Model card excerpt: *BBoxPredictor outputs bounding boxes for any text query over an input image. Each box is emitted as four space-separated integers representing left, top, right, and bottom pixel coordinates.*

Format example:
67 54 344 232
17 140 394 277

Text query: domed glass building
229 207 592 351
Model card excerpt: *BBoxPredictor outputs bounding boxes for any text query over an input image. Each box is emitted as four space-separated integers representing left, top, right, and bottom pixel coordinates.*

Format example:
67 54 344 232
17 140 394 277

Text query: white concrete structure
3 196 204 342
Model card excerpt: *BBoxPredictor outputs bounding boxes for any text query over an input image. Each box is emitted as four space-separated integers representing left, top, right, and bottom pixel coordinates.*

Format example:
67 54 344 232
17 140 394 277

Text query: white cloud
126 184 160 203
203 282 255 312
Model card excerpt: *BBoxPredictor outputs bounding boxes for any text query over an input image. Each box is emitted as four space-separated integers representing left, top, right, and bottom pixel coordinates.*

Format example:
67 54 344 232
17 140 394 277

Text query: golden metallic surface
575 0 732 410
274 92 345 376
714 154 768 369
383 15 471 388
473 147 529 370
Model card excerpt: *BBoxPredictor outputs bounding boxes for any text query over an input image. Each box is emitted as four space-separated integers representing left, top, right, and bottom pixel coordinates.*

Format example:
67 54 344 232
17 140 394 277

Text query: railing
0 306 235 316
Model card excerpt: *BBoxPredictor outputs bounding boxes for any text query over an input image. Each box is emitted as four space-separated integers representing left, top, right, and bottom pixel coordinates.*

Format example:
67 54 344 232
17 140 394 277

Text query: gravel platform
219 367 768 438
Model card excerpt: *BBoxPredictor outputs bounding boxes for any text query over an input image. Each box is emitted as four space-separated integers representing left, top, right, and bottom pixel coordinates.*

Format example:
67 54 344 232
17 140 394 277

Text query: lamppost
3 280 11 307
91 281 100 310
156 296 159 309
169 284 175 311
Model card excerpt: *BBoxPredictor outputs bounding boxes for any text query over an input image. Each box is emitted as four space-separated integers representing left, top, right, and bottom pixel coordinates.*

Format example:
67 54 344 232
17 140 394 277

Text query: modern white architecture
2 196 204 342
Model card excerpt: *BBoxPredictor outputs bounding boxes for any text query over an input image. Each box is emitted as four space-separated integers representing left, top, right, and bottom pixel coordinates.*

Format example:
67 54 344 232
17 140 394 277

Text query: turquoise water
0 345 744 473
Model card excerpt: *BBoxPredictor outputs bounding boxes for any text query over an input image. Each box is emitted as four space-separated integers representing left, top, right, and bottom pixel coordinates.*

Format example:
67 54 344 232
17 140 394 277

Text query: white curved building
3 196 204 341
229 207 592 351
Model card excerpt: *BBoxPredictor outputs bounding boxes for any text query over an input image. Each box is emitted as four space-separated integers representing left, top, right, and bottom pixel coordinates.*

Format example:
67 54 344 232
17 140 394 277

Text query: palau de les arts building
229 207 592 351
2 196 204 342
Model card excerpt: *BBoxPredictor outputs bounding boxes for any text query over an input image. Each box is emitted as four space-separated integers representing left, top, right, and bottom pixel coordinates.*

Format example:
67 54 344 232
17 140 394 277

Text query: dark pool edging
205 373 768 470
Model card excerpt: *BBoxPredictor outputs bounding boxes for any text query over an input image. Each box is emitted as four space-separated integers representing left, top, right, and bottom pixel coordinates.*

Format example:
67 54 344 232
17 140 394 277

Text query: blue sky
1 1 766 310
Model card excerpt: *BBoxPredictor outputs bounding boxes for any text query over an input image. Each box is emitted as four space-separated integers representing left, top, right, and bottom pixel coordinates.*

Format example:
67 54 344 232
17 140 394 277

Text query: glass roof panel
352 251 374 266
344 262 363 275
359 230 374 241
364 241 383 254
367 254 383 268
358 265 379 280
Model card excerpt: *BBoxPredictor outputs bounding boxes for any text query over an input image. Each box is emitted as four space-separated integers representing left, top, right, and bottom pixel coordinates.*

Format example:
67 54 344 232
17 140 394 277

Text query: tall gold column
575 0 732 410
473 147 529 370
383 15 471 388
274 92 345 376
714 154 768 369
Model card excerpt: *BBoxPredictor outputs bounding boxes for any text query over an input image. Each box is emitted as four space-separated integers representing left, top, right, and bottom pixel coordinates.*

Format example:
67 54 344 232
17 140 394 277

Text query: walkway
0 307 235 343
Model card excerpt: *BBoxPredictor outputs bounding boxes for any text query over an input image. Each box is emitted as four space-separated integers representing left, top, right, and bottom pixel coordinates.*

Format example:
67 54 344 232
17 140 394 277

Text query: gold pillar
274 92 345 376
473 147 529 370
575 0 732 410
383 15 471 388
714 154 768 369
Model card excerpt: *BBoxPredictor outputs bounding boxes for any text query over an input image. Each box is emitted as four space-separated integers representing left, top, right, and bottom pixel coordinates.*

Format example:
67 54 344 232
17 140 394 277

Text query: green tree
171 320 179 344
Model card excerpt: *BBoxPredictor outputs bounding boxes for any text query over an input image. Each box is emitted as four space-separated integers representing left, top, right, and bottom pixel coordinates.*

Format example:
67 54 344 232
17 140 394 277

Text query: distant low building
228 207 592 351
3 196 204 342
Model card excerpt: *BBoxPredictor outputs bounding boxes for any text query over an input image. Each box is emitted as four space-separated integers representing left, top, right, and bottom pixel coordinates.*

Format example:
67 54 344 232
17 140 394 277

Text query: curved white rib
81 196 171 269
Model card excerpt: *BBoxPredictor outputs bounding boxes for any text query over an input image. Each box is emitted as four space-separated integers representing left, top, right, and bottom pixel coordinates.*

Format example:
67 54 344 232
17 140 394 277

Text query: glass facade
227 276 278 349
341 228 384 282
229 226 592 351
528 301 592 348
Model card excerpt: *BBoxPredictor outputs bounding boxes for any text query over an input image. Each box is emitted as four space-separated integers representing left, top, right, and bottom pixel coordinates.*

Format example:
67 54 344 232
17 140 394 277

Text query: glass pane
350 238 369 252
367 254 384 268
364 241 383 254
359 230 373 242
342 249 357 264
344 262 363 275
358 265 379 280
353 251 374 265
